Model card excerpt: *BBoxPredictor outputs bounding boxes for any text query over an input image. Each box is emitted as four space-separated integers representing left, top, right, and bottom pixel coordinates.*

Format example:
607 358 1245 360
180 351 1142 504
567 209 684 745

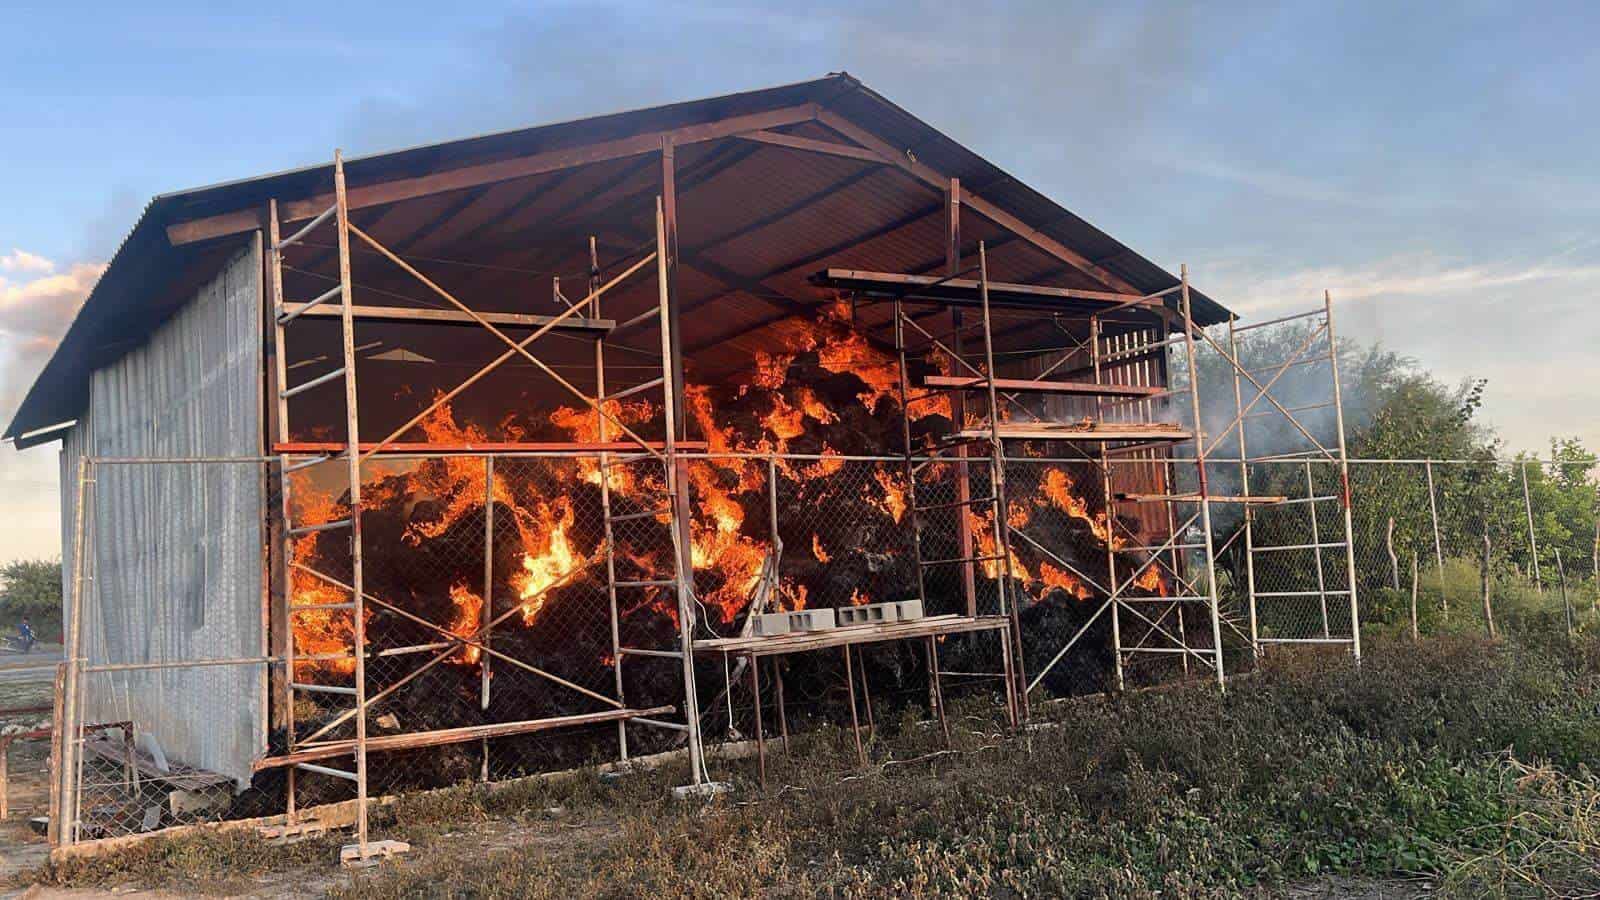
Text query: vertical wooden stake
1409 555 1420 642
1481 533 1496 639
1386 517 1400 591
1556 549 1573 638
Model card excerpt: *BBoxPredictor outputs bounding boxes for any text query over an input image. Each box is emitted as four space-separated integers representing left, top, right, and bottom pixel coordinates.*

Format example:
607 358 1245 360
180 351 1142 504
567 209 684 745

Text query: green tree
0 558 62 633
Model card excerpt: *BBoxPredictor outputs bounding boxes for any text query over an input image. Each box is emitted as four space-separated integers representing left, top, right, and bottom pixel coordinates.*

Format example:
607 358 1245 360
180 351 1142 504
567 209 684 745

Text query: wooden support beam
815 111 1141 294
1115 492 1288 504
921 375 1161 397
275 440 707 454
254 705 677 769
817 269 1140 305
168 104 820 246
734 130 885 163
281 302 614 332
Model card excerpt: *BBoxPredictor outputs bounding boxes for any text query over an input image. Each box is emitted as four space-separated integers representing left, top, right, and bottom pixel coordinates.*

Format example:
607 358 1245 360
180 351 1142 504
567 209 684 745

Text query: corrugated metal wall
60 237 265 786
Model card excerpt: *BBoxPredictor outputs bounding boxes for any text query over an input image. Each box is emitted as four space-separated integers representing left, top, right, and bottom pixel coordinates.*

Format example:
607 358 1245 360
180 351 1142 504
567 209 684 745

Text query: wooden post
1386 517 1400 591
925 636 950 748
749 655 765 791
1520 462 1543 595
945 178 977 616
1556 549 1573 638
854 646 875 738
1425 461 1447 620
46 662 64 843
1481 533 1496 639
1409 555 1420 642
773 658 789 755
842 647 865 767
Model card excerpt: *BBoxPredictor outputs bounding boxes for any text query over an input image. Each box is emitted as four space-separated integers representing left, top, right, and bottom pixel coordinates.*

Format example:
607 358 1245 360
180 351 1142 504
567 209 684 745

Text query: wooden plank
254 705 677 770
282 302 614 332
954 423 1191 442
734 130 885 163
168 104 821 246
814 111 1142 294
817 268 1140 305
83 735 232 791
1115 493 1288 504
694 615 1010 656
922 375 1161 398
275 440 708 455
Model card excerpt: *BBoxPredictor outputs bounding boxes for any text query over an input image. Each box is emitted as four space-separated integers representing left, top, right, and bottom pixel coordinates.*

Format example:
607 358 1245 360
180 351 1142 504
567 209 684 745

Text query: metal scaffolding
262 152 707 861
838 253 1359 700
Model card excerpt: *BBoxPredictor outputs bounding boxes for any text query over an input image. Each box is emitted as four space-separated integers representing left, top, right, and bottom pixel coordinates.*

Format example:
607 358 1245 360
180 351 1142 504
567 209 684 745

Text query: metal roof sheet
7 73 1229 440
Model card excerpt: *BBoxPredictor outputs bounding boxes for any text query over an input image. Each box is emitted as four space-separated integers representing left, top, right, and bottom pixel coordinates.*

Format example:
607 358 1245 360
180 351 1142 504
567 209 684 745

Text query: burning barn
11 74 1363 855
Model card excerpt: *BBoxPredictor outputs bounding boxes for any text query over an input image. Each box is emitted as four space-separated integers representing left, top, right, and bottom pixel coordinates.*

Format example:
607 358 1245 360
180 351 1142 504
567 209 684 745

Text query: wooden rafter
815 111 1141 295
167 103 821 245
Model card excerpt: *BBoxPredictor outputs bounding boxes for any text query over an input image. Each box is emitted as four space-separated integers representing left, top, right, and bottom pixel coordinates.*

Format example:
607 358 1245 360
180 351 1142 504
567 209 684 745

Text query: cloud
0 256 105 426
0 249 55 275
1197 248 1600 454
1204 251 1600 319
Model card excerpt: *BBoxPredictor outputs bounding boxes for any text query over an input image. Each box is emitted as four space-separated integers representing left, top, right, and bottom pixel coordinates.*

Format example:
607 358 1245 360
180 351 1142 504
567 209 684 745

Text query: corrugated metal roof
7 72 1229 440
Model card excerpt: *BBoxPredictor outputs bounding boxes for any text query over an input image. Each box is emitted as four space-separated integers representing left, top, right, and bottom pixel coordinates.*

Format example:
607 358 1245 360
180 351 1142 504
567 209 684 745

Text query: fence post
1409 554 1420 641
1481 533 1496 639
1424 461 1446 620
1520 462 1543 595
1556 549 1573 638
57 456 92 847
1386 517 1400 590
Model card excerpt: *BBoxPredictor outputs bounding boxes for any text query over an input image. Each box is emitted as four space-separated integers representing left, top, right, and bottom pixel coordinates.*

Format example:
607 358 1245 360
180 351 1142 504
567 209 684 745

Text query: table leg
855 646 875 739
749 653 765 791
842 646 865 766
1 738 10 820
773 658 790 754
999 631 1019 731
926 636 951 748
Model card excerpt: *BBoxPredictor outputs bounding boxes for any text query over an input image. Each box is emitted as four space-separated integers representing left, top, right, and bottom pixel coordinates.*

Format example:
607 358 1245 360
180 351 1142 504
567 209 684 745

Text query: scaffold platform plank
274 441 709 455
954 422 1191 442
281 302 615 332
921 375 1162 398
1115 492 1288 504
252 705 676 770
695 614 1010 657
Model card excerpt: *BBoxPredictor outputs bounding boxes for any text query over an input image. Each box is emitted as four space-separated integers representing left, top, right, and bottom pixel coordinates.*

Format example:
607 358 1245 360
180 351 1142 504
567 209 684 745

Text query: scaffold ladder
267 151 381 859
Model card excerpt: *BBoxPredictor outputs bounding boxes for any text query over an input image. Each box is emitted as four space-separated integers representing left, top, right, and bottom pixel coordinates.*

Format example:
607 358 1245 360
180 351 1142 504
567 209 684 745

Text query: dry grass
13 633 1600 897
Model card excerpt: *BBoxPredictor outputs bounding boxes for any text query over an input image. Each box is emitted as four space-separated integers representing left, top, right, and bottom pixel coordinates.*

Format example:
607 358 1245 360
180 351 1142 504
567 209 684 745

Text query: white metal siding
60 237 264 786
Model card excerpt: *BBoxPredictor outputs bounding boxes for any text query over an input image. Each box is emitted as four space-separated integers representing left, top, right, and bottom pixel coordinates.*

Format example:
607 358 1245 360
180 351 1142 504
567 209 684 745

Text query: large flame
286 300 1148 686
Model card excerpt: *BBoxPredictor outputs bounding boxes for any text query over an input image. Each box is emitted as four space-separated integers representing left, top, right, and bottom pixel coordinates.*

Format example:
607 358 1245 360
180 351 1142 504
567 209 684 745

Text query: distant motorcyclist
15 618 35 653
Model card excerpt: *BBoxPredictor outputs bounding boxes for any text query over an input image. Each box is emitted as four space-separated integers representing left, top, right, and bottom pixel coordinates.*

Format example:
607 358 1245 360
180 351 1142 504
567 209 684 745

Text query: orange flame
447 582 483 665
1038 467 1122 549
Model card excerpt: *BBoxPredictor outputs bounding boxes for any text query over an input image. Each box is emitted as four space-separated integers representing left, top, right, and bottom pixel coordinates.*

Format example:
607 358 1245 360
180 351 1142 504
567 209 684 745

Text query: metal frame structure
1225 291 1361 657
262 152 706 861
34 83 1357 858
842 255 1359 698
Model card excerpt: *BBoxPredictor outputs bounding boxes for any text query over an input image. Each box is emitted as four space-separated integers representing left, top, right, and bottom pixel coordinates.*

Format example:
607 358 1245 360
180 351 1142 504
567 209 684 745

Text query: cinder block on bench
752 608 838 636
837 601 896 626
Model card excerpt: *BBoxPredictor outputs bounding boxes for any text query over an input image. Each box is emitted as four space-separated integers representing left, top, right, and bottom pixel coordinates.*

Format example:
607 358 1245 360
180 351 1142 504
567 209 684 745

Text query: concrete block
754 608 837 635
672 781 731 800
895 598 925 621
837 602 895 626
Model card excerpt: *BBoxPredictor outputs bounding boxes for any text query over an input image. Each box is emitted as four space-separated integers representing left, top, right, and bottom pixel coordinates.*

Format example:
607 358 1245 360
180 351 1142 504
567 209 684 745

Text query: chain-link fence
48 450 1597 850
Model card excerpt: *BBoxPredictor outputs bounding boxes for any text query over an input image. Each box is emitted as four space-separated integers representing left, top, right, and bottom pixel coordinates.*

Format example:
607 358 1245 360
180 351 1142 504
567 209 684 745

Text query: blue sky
2 0 1597 561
